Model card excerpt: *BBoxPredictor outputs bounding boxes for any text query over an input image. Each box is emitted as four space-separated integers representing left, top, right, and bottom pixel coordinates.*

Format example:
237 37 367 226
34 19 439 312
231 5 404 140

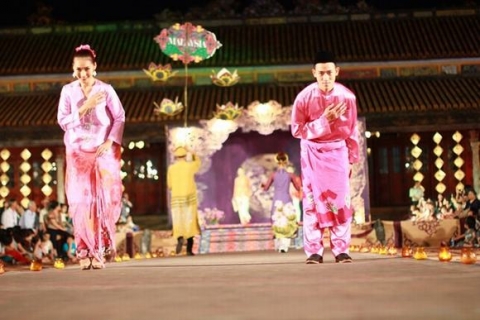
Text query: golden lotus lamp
114 255 123 263
460 247 477 265
413 247 428 260
143 63 177 82
211 68 240 87
0 261 5 274
153 97 184 117
121 253 131 261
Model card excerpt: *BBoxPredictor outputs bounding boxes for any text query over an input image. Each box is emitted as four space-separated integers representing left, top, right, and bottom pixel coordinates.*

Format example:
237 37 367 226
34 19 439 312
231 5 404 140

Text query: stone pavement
1 249 479 320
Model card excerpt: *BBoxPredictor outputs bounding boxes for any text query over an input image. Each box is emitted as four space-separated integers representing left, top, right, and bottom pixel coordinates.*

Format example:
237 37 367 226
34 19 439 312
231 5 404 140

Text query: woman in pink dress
57 44 125 270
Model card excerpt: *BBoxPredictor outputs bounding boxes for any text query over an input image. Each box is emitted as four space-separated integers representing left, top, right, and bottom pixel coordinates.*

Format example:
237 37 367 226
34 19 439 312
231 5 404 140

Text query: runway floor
1 249 479 320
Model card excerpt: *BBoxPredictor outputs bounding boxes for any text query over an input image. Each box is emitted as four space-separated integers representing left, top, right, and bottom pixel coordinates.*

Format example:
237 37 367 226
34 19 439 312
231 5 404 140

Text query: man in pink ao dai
291 51 359 264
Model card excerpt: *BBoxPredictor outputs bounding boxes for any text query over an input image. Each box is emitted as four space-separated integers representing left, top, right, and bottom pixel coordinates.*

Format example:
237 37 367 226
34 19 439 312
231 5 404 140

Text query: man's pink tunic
57 80 125 263
291 82 359 256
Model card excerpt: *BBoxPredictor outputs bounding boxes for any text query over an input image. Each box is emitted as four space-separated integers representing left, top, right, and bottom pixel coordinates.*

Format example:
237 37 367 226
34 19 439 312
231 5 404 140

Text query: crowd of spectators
0 197 75 266
408 184 480 247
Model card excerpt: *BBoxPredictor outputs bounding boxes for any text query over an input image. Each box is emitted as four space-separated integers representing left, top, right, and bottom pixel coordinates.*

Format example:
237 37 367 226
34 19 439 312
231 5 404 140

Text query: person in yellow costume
167 146 201 256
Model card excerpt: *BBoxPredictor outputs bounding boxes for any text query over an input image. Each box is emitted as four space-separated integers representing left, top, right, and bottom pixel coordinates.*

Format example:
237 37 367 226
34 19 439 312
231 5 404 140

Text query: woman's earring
72 72 76 78
93 71 97 77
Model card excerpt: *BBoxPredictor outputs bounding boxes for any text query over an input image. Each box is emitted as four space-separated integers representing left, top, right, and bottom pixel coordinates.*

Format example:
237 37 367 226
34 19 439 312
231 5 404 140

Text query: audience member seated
60 203 74 234
463 188 480 218
45 200 71 260
0 228 30 265
18 200 39 233
1 199 20 229
38 233 55 263
451 216 477 247
63 235 78 263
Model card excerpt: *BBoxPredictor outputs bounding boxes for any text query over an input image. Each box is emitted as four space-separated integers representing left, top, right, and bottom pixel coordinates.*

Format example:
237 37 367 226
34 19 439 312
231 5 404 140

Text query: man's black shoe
335 253 353 263
306 254 323 264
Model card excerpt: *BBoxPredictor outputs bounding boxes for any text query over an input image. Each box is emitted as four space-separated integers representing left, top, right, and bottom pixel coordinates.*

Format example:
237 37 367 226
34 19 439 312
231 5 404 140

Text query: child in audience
63 235 78 263
451 216 477 247
40 233 55 262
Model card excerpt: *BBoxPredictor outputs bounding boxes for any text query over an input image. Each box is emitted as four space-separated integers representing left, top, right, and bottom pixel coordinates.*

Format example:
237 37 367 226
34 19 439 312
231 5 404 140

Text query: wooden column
469 130 480 194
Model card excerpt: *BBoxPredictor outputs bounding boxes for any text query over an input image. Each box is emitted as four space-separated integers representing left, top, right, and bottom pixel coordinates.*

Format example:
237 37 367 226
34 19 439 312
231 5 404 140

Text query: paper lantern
30 260 43 271
460 248 477 265
413 247 428 260
438 247 452 262
54 259 65 269
387 247 398 255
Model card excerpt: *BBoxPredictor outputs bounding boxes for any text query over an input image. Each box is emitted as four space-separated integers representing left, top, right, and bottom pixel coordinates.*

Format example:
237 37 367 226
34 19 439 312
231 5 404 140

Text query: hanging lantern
438 247 452 262
460 247 477 265
401 246 413 258
413 247 428 260
211 68 240 87
153 97 184 117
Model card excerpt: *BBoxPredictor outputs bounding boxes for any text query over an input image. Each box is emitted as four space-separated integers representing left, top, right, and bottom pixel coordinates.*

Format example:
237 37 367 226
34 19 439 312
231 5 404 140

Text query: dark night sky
0 0 473 27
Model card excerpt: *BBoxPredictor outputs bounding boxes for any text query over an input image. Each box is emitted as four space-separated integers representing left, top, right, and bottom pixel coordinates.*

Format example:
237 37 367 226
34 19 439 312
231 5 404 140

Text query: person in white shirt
1 199 19 229
19 200 38 231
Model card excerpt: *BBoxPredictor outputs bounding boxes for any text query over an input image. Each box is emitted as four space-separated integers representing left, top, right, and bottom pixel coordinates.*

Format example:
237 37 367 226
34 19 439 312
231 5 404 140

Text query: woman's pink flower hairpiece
75 44 96 58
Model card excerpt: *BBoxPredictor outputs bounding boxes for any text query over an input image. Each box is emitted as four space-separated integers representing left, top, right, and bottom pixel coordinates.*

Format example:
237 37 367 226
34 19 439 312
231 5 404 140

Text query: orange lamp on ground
438 247 452 262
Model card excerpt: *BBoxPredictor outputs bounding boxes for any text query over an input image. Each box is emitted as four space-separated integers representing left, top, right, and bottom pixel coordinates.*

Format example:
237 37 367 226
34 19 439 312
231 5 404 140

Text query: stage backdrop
197 130 301 224
167 117 370 225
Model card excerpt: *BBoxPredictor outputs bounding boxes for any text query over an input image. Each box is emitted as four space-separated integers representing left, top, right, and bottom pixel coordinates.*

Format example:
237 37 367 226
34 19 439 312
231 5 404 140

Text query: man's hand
323 102 346 122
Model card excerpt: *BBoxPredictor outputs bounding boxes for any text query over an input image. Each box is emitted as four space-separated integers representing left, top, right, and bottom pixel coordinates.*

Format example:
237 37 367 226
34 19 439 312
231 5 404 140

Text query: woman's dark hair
73 44 97 63
47 200 60 211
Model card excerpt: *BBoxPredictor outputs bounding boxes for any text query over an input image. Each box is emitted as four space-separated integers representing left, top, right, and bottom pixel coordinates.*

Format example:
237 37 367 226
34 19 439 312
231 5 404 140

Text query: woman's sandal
79 258 92 270
91 258 104 270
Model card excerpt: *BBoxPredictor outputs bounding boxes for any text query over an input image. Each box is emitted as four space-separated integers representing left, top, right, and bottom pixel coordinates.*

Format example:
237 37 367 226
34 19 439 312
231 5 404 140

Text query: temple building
1 7 480 218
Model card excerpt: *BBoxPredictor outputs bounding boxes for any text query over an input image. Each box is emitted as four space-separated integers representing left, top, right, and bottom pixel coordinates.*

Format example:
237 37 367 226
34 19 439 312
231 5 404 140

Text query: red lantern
401 246 412 258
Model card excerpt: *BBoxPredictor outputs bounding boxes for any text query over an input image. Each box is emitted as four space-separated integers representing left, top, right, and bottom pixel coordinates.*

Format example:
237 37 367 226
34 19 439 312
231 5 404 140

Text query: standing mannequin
232 167 253 225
